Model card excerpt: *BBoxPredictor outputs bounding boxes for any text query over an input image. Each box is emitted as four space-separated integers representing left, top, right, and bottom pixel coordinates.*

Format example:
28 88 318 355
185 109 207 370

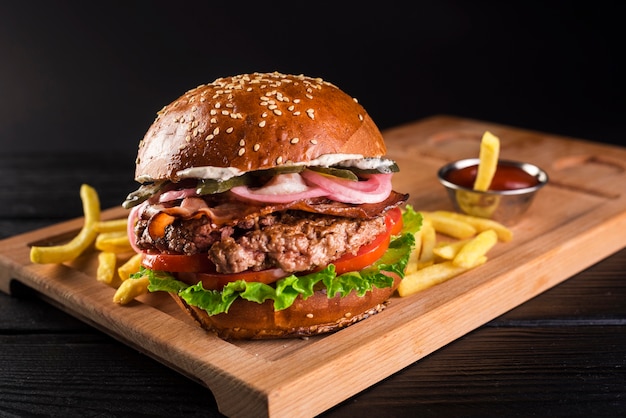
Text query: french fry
431 210 513 242
473 131 500 191
113 276 149 304
118 253 142 282
422 211 477 239
397 256 487 297
30 184 100 264
94 218 128 233
433 238 471 260
417 219 437 268
95 231 134 253
453 229 497 268
96 251 117 284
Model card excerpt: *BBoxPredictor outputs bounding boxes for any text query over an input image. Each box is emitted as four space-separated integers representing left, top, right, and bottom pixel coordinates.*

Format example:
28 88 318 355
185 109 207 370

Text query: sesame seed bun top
134 72 386 182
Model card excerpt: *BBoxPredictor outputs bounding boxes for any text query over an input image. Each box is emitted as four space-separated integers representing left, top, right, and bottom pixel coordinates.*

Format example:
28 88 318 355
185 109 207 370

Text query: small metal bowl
437 158 548 225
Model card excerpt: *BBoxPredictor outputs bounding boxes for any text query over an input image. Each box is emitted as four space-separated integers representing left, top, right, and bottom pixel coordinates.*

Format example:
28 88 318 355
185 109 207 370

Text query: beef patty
135 211 387 274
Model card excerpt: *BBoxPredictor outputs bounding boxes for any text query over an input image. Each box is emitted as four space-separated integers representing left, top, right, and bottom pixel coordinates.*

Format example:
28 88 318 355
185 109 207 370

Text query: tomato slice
332 223 391 275
386 207 403 236
141 252 214 273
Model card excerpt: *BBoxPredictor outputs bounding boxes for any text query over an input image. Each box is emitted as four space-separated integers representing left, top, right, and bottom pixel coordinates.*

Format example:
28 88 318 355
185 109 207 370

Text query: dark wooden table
1 151 625 417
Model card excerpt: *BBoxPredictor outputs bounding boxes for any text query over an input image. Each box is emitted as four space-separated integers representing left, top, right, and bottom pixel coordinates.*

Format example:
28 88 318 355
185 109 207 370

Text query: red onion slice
300 170 392 204
158 187 198 203
127 202 144 254
229 173 327 203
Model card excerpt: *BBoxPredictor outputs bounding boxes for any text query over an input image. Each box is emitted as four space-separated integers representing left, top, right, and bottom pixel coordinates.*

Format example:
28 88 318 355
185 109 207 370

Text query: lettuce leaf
134 206 422 316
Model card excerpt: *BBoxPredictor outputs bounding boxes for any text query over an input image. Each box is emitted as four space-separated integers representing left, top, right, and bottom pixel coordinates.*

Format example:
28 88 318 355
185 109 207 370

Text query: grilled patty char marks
135 211 386 274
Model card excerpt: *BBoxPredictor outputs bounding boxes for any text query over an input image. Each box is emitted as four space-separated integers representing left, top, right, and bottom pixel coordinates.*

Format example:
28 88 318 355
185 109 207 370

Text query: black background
1 1 623 155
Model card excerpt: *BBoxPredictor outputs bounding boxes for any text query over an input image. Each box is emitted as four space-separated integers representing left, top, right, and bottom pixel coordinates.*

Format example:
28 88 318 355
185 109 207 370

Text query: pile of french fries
397 210 511 297
30 184 147 304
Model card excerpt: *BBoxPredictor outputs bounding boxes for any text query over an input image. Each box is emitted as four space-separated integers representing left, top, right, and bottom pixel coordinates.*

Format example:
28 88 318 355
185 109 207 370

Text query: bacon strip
138 190 408 227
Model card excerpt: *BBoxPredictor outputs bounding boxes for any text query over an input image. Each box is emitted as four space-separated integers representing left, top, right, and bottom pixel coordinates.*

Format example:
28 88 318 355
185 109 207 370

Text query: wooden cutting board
2 115 626 418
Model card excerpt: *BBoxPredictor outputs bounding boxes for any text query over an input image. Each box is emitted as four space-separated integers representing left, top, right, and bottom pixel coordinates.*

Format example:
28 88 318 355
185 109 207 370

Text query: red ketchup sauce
445 164 539 191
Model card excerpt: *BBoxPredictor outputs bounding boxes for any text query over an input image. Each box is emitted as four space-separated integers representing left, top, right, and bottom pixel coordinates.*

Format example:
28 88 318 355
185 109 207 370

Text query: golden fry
431 210 513 242
30 184 100 264
422 212 477 239
96 251 117 284
417 219 437 268
113 276 149 305
95 231 133 253
94 218 128 233
397 256 487 297
453 229 498 268
433 238 471 260
118 253 142 282
473 130 500 191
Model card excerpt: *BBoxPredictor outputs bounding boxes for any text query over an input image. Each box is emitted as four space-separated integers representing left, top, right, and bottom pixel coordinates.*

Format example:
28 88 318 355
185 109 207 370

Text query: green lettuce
133 206 422 316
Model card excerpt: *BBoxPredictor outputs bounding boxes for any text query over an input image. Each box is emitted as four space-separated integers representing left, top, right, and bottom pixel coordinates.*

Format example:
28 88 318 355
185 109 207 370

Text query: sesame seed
259 120 266 128
253 143 260 151
290 137 299 144
293 99 301 104
358 114 364 121
306 313 314 318
293 111 301 116
262 112 268 118
206 134 214 141
306 93 313 99
185 135 191 142
213 127 220 135
288 105 295 111
226 127 234 133
273 109 282 116
215 102 221 108
238 148 245 156
221 110 229 115
239 139 245 146
310 139 318 144
210 109 217 115
210 117 217 124
306 109 315 119
276 156 283 164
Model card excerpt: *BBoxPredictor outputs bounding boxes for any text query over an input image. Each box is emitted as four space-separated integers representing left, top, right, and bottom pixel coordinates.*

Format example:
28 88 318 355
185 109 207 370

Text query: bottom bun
170 275 401 340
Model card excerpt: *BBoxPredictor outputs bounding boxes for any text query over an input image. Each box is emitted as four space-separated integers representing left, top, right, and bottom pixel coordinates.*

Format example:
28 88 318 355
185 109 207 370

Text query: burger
123 72 419 339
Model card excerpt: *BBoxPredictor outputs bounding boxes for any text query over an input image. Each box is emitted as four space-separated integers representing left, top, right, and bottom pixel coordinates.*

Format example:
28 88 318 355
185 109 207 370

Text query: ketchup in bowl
437 158 548 225
444 163 540 191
